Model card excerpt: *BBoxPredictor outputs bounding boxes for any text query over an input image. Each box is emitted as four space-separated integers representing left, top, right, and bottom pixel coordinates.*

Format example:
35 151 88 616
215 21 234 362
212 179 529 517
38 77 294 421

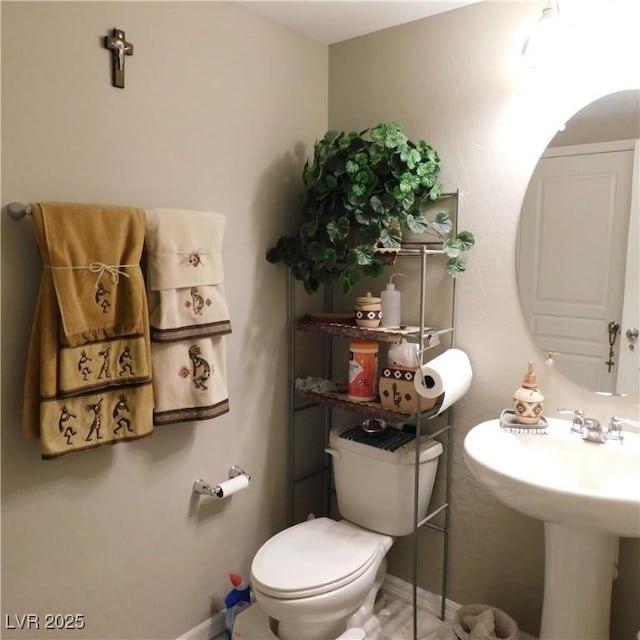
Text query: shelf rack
287 191 459 638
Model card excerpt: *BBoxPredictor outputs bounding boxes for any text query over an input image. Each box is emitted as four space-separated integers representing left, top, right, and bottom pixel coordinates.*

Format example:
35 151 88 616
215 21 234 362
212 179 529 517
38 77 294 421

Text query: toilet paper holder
193 465 251 498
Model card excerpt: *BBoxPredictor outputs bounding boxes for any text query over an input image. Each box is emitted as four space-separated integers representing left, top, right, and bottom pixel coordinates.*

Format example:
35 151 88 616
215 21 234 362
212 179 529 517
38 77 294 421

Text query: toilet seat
251 518 386 600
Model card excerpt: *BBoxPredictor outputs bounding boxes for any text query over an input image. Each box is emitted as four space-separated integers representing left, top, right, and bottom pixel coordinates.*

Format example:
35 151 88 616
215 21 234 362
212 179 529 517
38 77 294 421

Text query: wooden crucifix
104 28 133 88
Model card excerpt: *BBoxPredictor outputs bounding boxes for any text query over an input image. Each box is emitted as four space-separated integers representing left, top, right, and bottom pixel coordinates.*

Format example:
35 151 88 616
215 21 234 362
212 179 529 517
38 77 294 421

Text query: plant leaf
307 241 325 261
369 195 386 215
378 226 402 248
431 210 453 236
345 160 359 174
428 182 443 199
362 259 384 279
326 217 350 242
457 230 476 251
446 257 467 278
323 130 340 144
405 214 429 234
353 245 374 266
443 238 461 258
338 270 354 294
265 246 282 264
300 217 318 239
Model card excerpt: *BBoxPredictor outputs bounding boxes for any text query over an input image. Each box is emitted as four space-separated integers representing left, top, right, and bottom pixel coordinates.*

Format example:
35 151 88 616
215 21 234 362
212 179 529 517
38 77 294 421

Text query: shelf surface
297 388 443 423
298 389 410 421
297 318 446 345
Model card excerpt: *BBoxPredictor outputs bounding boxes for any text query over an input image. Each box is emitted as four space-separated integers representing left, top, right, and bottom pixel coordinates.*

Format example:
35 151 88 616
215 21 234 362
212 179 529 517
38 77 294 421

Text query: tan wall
329 2 639 637
0 2 327 638
3 2 639 639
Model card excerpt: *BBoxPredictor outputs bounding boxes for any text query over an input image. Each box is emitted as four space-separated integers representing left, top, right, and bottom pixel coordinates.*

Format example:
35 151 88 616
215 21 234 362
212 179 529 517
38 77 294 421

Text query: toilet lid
251 518 383 599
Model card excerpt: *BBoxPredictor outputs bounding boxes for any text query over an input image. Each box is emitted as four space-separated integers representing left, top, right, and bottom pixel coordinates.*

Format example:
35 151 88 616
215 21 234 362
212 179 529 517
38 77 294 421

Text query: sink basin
463 418 640 537
463 417 640 640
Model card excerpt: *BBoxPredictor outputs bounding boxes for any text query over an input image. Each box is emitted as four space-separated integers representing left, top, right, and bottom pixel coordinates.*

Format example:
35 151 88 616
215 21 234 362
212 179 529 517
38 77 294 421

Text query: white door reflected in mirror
517 90 640 395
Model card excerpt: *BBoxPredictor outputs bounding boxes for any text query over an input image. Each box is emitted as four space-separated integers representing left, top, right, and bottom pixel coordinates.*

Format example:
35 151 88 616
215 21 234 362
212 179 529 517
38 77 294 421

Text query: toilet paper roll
215 474 249 498
414 348 472 415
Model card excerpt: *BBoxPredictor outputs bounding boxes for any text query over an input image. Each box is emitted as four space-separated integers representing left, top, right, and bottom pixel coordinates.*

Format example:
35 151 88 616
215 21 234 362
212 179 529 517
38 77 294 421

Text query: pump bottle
513 361 545 425
380 273 406 327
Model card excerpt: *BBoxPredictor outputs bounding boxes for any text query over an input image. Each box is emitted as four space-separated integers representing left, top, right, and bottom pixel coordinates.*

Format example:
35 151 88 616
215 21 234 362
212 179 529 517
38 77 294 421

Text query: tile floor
374 591 457 640
218 590 459 640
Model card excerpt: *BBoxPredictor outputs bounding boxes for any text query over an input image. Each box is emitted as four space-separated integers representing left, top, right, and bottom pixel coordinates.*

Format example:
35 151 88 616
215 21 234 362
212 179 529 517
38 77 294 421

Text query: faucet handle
607 416 624 442
557 408 585 434
606 416 640 442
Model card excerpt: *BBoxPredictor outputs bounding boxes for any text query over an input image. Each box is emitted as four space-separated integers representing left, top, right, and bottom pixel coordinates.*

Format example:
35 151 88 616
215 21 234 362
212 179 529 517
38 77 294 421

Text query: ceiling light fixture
522 1 561 68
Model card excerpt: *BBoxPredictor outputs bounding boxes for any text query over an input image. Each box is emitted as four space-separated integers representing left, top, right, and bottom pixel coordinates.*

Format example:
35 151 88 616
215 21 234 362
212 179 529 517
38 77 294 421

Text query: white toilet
233 425 443 640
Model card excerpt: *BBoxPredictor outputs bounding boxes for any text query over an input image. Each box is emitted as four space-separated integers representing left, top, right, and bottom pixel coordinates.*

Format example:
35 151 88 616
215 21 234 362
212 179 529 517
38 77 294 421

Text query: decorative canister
348 341 379 401
354 292 382 328
379 366 436 414
513 361 545 424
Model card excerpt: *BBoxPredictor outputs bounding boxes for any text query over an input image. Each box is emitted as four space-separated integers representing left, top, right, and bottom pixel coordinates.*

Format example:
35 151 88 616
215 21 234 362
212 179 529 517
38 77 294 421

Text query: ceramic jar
354 292 382 328
379 365 437 414
513 362 545 424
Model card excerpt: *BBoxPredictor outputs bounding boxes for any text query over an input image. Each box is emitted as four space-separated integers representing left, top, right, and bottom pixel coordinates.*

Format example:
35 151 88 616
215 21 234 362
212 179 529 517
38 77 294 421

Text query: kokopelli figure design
190 287 205 316
85 398 104 442
188 345 211 391
97 346 112 379
391 382 402 408
58 405 78 445
77 350 93 380
112 395 132 435
95 283 111 313
118 346 135 376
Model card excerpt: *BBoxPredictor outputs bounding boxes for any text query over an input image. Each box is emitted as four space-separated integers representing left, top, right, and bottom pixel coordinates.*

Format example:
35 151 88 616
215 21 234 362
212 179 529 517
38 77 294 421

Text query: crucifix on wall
104 28 133 88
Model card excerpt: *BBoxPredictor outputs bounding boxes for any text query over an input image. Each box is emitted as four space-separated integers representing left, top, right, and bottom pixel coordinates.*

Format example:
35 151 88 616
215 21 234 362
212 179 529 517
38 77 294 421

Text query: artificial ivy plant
266 122 475 294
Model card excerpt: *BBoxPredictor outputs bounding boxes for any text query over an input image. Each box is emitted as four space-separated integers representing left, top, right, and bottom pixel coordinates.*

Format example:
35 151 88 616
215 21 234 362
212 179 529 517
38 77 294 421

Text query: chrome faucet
558 409 638 444
558 408 606 443
557 408 586 435
581 417 606 444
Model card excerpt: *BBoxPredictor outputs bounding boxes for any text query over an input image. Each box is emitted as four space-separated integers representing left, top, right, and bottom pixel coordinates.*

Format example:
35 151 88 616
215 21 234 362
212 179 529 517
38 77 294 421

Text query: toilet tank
327 426 443 536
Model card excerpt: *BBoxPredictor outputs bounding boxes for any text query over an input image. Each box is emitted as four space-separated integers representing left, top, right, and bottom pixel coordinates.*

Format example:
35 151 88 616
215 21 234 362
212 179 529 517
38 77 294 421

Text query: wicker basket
454 604 520 640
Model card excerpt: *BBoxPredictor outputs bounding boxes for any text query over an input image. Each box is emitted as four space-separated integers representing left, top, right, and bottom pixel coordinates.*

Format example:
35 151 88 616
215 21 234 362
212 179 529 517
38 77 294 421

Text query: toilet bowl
250 517 392 640
239 426 443 640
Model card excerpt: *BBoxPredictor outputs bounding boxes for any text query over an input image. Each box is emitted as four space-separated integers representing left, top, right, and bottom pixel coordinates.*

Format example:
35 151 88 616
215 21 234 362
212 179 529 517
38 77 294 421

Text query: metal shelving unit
287 192 459 638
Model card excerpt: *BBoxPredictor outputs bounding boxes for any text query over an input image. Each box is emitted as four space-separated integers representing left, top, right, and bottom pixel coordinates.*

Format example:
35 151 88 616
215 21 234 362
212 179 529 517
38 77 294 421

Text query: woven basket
454 604 520 640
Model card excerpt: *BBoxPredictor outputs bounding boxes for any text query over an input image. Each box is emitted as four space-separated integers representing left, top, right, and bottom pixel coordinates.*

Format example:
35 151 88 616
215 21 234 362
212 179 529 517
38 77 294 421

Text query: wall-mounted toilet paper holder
193 465 251 498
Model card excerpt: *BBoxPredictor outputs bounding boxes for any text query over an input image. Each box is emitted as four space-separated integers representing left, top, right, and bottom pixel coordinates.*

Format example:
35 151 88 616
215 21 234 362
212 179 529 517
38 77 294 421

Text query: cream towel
145 208 230 340
144 208 231 424
22 203 154 458
151 338 229 425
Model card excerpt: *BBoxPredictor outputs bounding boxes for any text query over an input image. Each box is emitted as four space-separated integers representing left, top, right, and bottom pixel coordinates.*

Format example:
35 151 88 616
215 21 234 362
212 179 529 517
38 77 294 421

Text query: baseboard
382 574 538 640
382 574 459 623
177 577 537 640
176 610 225 640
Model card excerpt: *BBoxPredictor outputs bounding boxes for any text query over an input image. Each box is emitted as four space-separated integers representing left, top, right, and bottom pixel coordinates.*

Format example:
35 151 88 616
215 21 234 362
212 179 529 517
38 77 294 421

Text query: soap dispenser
380 273 406 327
513 361 544 425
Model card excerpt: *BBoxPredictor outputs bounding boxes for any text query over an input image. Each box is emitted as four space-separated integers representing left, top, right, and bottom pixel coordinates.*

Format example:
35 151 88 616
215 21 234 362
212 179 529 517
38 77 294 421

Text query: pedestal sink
463 418 640 640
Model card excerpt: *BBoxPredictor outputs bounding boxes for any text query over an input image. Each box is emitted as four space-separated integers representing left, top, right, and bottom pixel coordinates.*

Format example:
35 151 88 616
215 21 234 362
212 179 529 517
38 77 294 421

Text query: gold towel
22 203 154 458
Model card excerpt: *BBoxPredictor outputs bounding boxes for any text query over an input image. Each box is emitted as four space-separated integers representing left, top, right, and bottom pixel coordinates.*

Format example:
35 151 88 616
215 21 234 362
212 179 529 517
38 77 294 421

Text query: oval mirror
517 89 639 395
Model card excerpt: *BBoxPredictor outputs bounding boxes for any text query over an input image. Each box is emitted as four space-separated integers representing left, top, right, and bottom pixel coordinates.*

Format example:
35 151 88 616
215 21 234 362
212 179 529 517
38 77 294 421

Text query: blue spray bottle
224 573 251 639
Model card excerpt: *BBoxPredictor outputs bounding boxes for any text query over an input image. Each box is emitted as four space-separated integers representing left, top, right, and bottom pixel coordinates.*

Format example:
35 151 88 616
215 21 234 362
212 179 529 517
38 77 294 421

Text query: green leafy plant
266 122 475 294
